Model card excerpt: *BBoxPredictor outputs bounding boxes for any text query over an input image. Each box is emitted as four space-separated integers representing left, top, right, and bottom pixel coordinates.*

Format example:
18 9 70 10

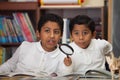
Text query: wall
112 0 120 57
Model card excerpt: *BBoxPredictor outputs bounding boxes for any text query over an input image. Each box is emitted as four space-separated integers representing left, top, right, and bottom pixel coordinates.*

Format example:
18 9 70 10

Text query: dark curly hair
38 13 63 36
69 15 95 34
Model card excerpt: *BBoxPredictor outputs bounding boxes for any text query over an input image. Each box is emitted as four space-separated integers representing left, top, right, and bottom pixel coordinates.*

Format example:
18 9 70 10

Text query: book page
85 69 119 79
0 71 48 77
63 69 119 79
0 72 10 77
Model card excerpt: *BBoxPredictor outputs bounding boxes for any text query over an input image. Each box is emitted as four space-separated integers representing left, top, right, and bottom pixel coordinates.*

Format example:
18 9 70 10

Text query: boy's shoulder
69 42 76 47
20 41 39 48
21 41 38 44
91 39 112 50
92 39 109 44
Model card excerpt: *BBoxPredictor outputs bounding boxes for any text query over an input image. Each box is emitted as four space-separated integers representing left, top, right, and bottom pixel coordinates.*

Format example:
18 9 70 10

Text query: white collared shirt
69 39 112 74
0 41 72 76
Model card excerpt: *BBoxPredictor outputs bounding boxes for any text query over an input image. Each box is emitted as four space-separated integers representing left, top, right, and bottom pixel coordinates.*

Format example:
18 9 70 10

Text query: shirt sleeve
56 54 73 76
0 42 23 73
103 40 112 55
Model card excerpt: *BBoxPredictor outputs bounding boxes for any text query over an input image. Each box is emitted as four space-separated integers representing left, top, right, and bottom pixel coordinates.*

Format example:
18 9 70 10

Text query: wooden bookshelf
0 43 21 47
0 2 40 46
108 0 112 42
0 2 40 31
0 2 38 10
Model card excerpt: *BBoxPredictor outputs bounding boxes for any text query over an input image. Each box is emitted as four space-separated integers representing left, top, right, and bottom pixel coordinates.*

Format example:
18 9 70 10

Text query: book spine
23 13 36 41
1 47 6 64
62 18 67 43
0 17 7 43
40 0 83 5
0 47 3 65
2 17 10 43
62 18 70 43
12 13 25 42
16 12 34 42
66 19 70 43
0 47 6 64
6 18 19 43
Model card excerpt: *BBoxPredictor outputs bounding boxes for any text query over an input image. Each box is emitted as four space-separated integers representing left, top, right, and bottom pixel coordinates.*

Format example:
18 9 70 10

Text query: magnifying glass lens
59 44 74 56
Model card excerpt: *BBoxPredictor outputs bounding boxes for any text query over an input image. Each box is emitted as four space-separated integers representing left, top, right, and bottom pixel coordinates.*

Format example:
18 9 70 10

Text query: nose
79 34 83 40
50 31 54 38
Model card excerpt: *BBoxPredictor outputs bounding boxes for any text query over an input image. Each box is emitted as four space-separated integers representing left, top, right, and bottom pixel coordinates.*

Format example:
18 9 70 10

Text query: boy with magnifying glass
0 13 72 77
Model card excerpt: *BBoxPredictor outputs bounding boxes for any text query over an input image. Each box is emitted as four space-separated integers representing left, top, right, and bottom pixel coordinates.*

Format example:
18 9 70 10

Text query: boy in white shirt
69 15 116 74
0 13 72 77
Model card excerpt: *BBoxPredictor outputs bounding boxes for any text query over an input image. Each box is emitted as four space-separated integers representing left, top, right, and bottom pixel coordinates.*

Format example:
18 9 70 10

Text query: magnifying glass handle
67 55 69 58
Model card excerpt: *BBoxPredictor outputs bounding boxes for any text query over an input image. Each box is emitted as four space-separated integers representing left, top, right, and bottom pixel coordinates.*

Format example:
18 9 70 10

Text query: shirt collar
72 39 95 52
36 41 60 58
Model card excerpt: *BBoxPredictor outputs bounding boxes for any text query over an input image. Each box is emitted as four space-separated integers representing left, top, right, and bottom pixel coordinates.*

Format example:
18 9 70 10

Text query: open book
0 71 48 77
64 69 119 79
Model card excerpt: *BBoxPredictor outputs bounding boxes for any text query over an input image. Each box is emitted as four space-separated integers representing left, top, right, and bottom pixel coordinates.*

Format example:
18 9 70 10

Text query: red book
16 13 34 42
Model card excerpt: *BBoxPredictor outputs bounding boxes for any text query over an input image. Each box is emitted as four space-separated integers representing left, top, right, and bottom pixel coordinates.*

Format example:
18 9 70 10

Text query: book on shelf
62 18 67 44
23 13 36 41
39 0 84 6
13 13 27 41
12 13 25 42
82 0 104 7
6 18 19 43
0 47 3 64
0 46 18 65
4 17 13 43
16 12 35 42
63 69 119 79
0 17 7 43
2 17 11 43
0 47 6 65
0 16 20 43
0 47 5 65
62 18 70 43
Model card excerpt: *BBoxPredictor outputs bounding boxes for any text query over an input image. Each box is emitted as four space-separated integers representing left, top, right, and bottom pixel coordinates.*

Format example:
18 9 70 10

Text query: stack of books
39 0 84 8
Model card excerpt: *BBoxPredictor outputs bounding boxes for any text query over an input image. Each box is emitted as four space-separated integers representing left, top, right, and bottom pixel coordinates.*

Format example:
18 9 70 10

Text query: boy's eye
82 31 89 35
45 29 50 33
54 30 60 34
74 31 79 35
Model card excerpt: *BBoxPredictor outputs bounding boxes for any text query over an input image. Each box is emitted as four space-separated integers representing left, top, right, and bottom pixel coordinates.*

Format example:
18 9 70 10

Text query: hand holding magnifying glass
59 44 74 66
59 44 74 57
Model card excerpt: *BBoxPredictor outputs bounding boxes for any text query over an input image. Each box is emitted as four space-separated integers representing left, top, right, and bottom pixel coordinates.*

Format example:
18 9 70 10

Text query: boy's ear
36 30 40 41
92 31 97 38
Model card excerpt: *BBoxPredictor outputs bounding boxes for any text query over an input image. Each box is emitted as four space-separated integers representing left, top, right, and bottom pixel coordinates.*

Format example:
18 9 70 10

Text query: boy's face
71 24 96 49
39 21 62 52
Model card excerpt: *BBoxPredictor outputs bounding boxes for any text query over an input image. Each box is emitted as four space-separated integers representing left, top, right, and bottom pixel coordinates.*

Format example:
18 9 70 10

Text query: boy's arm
56 56 73 76
0 44 21 73
105 52 120 79
105 52 119 70
105 52 113 66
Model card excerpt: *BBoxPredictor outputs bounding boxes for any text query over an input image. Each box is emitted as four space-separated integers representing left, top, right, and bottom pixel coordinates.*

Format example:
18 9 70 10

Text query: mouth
79 42 85 45
78 42 86 47
47 39 56 45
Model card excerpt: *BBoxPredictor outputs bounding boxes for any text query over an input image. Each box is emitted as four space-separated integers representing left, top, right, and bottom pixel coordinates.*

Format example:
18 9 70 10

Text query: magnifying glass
59 44 74 58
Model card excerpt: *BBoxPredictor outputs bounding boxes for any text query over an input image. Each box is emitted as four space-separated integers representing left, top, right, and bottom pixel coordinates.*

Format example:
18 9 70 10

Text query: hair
38 13 63 35
69 15 95 34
